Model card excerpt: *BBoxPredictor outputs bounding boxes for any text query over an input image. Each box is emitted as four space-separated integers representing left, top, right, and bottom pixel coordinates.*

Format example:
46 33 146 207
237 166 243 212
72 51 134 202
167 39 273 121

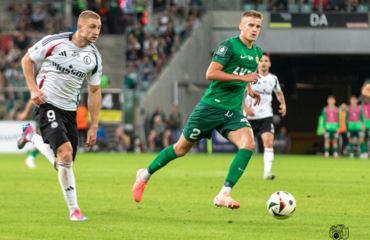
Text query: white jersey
243 73 281 120
28 32 102 111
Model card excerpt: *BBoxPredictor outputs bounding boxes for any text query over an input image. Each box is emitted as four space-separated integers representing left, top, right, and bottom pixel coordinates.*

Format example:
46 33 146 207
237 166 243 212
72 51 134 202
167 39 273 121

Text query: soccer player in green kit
322 95 341 158
347 96 366 159
361 96 370 158
132 10 263 209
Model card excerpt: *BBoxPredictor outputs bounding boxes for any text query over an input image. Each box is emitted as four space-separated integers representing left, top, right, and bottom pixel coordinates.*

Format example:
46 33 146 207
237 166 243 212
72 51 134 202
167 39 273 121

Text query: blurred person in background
169 105 182 143
347 95 366 159
130 22 145 48
31 3 46 31
158 9 172 35
114 126 131 152
361 97 370 156
321 95 340 158
138 55 154 90
148 115 171 152
150 105 166 128
274 127 291 154
96 125 109 151
338 103 348 154
76 100 89 151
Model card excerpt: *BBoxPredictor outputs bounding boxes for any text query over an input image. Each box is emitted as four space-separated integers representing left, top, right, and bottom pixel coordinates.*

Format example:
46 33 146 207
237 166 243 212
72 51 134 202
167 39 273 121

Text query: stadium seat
300 4 313 13
243 3 256 11
143 25 157 35
257 4 268 11
357 4 369 13
288 4 299 13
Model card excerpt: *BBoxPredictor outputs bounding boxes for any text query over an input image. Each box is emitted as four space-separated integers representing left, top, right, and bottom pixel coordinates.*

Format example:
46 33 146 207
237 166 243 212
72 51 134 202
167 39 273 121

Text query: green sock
349 143 354 153
333 147 338 153
30 150 39 158
324 147 329 153
223 149 253 188
360 143 365 153
147 145 178 174
364 141 368 153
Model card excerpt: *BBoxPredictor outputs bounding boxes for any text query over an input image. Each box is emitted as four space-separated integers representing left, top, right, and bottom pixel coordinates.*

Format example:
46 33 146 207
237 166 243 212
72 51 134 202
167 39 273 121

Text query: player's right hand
31 88 47 107
242 73 260 84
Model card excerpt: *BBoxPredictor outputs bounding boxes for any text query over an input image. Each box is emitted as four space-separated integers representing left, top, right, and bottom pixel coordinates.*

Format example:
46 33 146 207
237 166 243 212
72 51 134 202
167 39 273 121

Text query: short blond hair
78 10 101 24
242 10 263 20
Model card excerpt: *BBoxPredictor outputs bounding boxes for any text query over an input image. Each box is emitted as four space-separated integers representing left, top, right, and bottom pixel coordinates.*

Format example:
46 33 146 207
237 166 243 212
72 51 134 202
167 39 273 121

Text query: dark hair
328 95 335 99
262 52 270 61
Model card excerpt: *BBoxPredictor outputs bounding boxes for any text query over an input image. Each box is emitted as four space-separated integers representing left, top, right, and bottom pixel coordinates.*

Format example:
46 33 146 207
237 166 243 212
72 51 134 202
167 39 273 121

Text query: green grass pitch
0 153 369 239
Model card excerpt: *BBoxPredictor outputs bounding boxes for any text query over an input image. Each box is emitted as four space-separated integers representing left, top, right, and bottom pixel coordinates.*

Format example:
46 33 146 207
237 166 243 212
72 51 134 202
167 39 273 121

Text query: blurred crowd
124 7 201 91
243 0 369 12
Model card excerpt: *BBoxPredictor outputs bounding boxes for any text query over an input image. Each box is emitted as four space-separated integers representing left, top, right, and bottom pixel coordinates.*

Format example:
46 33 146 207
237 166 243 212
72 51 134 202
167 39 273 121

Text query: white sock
264 148 274 176
140 169 151 181
58 162 79 215
30 133 55 166
219 186 232 195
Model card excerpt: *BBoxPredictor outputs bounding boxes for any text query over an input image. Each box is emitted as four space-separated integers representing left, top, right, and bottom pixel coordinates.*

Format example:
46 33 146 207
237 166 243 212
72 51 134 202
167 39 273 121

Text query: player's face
350 97 357 106
327 97 335 106
364 97 370 104
79 18 101 43
258 55 271 72
239 17 262 42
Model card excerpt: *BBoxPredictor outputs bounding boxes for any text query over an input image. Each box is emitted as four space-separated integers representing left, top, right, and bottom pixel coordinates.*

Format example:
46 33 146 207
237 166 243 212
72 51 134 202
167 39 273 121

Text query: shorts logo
51 122 58 128
84 56 92 65
240 118 248 123
216 45 228 57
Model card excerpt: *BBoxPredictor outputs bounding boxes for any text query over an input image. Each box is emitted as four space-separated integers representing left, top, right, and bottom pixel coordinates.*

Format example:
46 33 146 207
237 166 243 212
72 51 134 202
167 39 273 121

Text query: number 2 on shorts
190 128 201 140
47 110 56 122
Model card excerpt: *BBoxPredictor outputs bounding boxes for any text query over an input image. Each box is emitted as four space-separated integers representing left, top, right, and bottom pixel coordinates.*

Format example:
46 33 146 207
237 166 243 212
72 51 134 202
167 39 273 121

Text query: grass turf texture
0 153 369 240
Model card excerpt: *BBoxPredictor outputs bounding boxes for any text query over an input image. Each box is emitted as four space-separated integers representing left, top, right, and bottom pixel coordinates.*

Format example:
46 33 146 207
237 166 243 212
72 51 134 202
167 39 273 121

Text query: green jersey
202 36 263 112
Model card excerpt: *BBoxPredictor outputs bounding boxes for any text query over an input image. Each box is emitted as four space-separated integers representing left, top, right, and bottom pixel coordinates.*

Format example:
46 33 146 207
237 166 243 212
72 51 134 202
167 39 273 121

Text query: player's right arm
22 53 47 107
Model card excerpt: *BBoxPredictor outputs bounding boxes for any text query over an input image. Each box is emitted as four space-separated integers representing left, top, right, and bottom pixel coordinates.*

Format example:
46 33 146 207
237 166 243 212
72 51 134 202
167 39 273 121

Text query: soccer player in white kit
243 52 286 180
17 11 103 221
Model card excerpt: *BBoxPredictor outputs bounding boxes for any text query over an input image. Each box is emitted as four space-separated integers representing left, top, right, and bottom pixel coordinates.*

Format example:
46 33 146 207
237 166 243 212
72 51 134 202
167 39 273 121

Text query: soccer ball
267 191 296 220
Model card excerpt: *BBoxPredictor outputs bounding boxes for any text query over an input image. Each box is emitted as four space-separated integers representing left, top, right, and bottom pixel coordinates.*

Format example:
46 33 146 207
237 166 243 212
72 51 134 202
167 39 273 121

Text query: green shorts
324 130 339 139
183 100 251 142
365 129 370 139
347 130 364 139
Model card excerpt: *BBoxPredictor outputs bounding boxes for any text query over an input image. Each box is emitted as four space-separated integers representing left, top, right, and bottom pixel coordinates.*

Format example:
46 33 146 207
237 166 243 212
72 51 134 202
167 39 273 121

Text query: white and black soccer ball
267 191 296 220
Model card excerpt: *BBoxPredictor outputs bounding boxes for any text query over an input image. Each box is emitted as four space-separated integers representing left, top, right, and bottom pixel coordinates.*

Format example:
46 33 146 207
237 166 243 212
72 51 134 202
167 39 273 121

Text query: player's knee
173 145 188 157
241 141 255 151
57 147 73 163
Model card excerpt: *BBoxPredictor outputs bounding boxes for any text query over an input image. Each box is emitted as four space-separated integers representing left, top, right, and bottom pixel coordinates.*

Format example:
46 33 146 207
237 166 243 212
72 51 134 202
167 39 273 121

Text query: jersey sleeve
86 52 102 86
211 40 234 66
28 35 62 63
273 75 282 93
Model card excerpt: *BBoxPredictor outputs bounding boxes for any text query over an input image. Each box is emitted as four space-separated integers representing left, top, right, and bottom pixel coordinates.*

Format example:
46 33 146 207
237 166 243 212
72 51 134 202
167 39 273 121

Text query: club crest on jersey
256 56 259 63
83 56 92 65
216 45 228 57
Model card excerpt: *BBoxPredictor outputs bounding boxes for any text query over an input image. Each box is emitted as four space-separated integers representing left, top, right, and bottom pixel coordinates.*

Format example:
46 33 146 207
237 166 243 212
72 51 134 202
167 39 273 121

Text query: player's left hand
249 91 261 106
279 104 287 117
86 127 98 148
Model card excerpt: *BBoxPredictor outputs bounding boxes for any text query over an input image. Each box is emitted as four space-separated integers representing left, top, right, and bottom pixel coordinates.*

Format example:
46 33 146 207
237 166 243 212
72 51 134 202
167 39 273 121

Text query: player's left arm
362 82 370 97
275 91 286 117
85 52 103 148
86 83 101 148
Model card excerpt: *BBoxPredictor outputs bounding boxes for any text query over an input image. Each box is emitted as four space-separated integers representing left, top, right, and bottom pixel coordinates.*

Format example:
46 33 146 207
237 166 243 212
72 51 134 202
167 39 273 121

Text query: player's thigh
36 104 67 143
261 132 274 148
228 127 255 150
173 133 197 157
48 130 72 162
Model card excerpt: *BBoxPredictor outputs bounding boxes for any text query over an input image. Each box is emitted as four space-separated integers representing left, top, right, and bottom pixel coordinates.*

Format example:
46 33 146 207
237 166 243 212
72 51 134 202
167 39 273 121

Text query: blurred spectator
107 0 121 34
169 105 182 142
13 31 31 53
148 115 171 152
270 0 287 11
171 35 181 54
328 0 346 11
171 0 188 18
138 55 154 89
6 101 23 120
6 43 22 63
313 0 329 9
158 9 172 35
114 126 131 152
150 105 166 128
96 125 109 151
189 11 199 31
77 100 89 149
0 30 13 53
126 33 141 63
165 22 175 43
144 34 158 57
180 21 191 41
130 22 145 47
274 127 291 154
125 63 138 89
31 4 46 31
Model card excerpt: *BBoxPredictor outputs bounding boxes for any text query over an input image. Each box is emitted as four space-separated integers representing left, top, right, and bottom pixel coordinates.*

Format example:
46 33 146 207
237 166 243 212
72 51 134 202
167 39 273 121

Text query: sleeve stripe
42 33 70 46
